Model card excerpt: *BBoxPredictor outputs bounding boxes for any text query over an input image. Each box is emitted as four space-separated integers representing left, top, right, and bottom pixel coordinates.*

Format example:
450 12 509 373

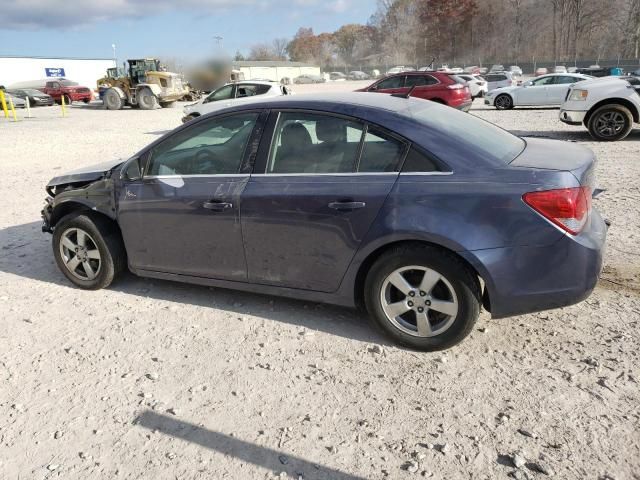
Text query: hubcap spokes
59 228 101 281
596 112 625 136
380 266 458 338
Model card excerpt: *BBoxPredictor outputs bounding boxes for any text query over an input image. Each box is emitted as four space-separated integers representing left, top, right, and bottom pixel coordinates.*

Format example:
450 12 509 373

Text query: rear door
547 75 585 104
241 110 407 292
404 74 440 100
118 111 264 280
369 75 406 95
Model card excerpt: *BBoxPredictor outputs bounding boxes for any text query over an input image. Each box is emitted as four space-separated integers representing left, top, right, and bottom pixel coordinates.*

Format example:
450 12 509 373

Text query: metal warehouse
232 60 320 82
0 56 115 89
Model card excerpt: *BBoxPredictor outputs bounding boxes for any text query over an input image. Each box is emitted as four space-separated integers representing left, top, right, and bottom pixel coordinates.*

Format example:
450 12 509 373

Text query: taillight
447 83 464 90
522 186 592 235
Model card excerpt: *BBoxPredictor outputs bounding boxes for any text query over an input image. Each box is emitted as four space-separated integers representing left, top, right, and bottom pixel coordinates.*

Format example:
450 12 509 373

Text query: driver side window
146 113 258 176
203 84 234 104
531 76 554 86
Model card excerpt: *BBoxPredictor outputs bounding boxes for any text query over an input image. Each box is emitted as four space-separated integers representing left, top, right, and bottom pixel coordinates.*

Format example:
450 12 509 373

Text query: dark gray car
41 93 606 351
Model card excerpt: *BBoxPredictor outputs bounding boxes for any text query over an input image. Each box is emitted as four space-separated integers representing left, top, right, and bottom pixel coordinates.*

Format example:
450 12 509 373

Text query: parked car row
0 87 55 107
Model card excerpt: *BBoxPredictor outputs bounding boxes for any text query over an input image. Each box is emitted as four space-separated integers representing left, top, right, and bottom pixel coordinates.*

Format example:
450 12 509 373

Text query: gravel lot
1 82 639 480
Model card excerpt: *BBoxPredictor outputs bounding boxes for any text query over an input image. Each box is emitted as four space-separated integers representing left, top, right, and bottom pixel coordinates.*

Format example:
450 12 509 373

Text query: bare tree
272 38 289 60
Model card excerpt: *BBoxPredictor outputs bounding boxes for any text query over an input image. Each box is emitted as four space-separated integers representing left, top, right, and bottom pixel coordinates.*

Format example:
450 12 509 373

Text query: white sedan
182 81 290 123
485 73 591 110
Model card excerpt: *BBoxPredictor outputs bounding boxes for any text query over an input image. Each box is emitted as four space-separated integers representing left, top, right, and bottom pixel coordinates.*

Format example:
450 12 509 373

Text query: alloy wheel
59 228 102 280
495 95 511 109
595 111 626 137
379 265 459 337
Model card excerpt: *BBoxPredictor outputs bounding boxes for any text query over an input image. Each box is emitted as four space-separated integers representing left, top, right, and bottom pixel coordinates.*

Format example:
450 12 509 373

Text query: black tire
586 104 633 141
63 95 72 106
103 89 123 110
494 94 513 110
364 244 481 351
83 98 90 104
52 213 126 290
182 113 199 123
160 101 176 108
138 88 159 110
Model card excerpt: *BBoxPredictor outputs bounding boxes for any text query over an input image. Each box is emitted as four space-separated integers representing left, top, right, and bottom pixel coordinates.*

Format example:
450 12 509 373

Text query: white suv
560 76 640 141
182 81 290 123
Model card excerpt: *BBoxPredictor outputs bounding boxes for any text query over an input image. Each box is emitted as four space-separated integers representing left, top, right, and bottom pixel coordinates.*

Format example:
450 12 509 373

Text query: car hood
47 159 124 188
571 76 629 89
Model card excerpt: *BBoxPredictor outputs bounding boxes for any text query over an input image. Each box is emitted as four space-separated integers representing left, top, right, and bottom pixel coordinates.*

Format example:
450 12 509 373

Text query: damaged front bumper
41 197 54 233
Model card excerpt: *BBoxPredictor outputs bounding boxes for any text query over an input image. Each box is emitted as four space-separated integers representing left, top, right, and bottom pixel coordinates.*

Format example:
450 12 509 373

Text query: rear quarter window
409 104 525 166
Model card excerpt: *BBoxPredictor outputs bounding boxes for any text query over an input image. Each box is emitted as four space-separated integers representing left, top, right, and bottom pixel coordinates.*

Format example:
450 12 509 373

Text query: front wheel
52 213 126 290
364 245 481 351
138 88 159 110
494 94 513 110
587 104 633 141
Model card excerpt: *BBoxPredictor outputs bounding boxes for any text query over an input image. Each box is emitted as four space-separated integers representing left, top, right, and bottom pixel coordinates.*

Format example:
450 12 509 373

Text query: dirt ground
1 82 639 480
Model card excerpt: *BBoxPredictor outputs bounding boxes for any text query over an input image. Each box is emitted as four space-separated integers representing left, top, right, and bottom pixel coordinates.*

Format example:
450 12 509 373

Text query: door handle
328 201 366 211
203 201 233 211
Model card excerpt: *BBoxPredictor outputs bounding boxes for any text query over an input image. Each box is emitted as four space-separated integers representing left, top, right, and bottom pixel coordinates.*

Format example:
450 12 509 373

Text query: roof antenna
391 85 417 99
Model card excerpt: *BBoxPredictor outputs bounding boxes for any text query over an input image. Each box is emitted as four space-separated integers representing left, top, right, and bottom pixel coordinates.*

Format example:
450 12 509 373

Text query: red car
42 78 93 105
356 71 472 111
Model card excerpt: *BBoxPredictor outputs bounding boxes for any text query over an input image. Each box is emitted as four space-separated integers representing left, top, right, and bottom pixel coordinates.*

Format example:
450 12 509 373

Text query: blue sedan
41 93 606 351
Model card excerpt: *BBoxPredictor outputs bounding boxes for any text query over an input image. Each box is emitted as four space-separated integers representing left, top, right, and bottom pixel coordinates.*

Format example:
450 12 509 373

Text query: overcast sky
0 0 376 61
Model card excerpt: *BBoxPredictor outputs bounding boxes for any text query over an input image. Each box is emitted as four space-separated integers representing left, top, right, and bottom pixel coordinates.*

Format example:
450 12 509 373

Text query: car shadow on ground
0 221 390 346
134 410 367 480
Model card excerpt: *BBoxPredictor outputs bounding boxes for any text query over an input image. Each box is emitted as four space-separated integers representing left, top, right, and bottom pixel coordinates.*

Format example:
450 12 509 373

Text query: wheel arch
51 200 117 230
352 239 491 313
585 98 640 125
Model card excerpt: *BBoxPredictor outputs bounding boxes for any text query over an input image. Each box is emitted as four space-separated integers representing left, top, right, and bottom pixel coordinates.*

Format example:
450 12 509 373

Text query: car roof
234 80 277 86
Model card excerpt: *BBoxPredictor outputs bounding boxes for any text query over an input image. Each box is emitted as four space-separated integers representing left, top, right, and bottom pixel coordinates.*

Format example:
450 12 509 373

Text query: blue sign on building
45 67 66 77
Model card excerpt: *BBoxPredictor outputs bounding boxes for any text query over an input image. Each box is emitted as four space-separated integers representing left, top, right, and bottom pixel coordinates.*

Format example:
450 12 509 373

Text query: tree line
239 0 640 68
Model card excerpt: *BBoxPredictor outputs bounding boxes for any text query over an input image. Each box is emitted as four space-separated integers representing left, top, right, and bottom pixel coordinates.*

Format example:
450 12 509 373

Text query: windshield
60 80 78 86
410 104 525 165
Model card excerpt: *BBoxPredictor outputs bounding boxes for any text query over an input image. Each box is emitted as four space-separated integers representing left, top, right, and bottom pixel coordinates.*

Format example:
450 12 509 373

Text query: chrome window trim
251 172 398 177
399 171 454 176
144 174 250 179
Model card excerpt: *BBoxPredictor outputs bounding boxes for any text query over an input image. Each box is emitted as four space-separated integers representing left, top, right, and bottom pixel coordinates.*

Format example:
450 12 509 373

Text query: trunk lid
509 137 595 187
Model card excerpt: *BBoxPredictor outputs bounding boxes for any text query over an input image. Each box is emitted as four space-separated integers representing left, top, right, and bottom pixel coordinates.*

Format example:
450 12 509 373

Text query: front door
117 111 261 281
241 110 406 292
517 75 554 105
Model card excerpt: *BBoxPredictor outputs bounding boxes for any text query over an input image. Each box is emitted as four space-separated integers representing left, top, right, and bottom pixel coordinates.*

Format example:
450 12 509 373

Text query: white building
232 61 321 82
0 56 115 89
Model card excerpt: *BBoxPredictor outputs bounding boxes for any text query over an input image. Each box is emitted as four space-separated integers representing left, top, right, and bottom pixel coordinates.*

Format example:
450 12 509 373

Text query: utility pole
112 43 117 69
213 36 224 50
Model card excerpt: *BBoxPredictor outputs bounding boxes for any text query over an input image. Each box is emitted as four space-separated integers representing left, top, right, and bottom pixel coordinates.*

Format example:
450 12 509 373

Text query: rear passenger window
405 75 437 87
267 112 363 174
401 147 440 173
358 128 404 172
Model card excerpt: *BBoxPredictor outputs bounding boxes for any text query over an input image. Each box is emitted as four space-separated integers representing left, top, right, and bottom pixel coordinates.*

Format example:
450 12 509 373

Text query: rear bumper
461 208 607 319
559 109 587 125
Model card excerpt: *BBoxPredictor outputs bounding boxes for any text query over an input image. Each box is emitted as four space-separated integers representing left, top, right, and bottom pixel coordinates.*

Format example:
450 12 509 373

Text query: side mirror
122 157 142 181
369 84 378 91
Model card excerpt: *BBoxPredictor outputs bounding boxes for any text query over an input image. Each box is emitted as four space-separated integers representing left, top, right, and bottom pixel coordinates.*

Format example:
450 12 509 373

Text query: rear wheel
138 88 159 110
494 94 513 110
52 213 126 290
364 245 481 351
63 94 72 105
103 89 123 110
587 104 633 141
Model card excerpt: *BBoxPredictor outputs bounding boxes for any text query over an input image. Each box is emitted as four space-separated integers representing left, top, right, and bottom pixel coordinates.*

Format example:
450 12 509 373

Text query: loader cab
127 59 161 86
